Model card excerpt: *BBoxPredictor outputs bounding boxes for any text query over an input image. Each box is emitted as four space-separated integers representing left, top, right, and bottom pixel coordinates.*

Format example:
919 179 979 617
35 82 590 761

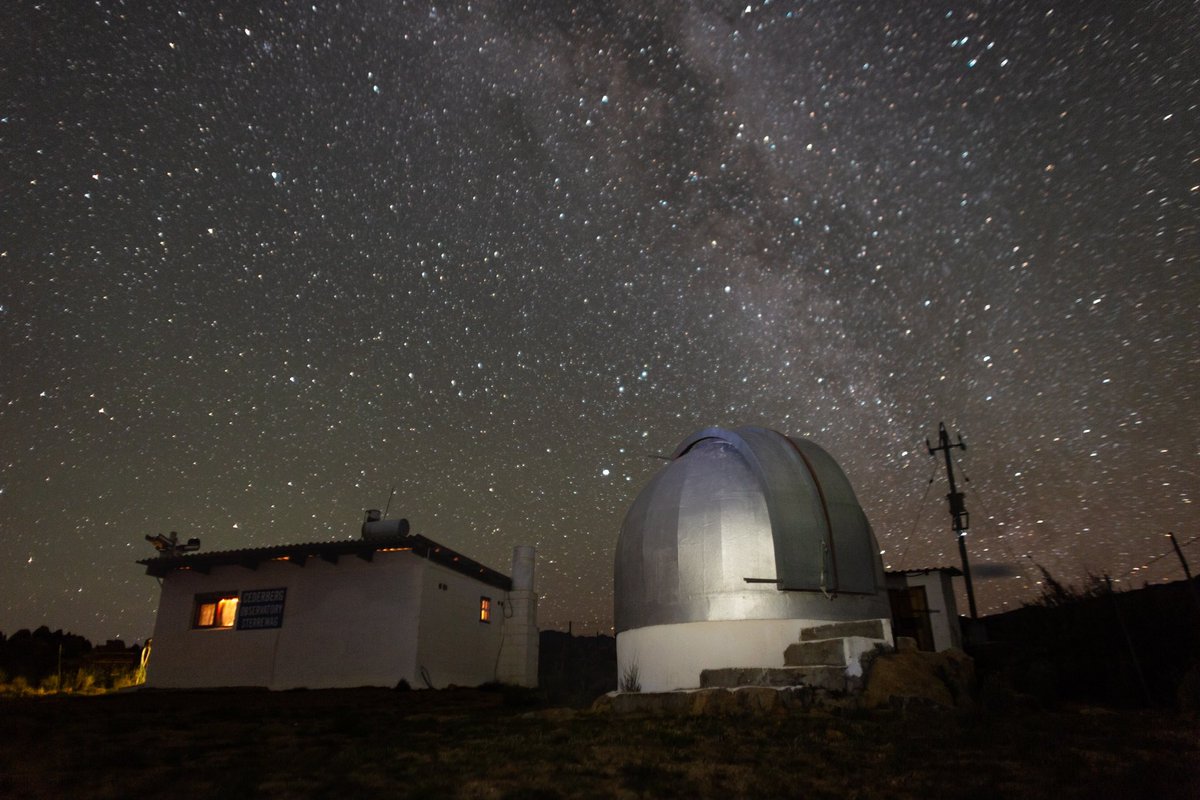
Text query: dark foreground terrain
2 687 1197 799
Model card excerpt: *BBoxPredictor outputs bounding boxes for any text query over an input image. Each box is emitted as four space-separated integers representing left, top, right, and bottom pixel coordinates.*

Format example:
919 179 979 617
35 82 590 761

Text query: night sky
3 1 1197 644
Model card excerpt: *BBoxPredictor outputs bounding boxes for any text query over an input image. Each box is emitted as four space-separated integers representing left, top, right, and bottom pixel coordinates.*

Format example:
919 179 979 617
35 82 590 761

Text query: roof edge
137 533 513 591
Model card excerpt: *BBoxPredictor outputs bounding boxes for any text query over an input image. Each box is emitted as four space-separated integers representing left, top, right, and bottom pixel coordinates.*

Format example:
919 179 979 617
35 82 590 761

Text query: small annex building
138 515 538 690
615 426 896 692
886 567 963 652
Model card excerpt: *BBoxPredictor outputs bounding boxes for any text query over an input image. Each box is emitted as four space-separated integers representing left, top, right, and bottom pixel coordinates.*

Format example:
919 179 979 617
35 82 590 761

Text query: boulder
863 648 975 709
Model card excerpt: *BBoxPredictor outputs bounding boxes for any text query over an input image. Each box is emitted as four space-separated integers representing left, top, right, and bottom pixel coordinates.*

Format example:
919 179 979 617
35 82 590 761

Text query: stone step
784 636 886 677
786 638 850 667
799 619 889 642
699 666 852 693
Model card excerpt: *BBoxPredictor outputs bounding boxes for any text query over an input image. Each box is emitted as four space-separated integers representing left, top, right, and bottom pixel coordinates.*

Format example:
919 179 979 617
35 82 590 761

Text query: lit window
194 594 239 629
479 596 491 623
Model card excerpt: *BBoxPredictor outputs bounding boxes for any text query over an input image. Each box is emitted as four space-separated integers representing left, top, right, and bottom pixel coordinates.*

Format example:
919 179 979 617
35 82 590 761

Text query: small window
194 594 239 629
479 596 491 623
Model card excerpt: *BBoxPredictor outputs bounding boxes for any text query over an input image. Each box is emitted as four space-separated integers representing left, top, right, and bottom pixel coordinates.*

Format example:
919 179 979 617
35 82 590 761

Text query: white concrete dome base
617 617 895 693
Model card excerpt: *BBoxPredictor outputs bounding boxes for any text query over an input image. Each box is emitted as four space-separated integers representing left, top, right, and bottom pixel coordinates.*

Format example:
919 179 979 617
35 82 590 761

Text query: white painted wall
148 566 285 688
145 550 525 690
412 560 507 688
911 571 962 651
886 571 963 652
616 617 894 692
273 555 424 689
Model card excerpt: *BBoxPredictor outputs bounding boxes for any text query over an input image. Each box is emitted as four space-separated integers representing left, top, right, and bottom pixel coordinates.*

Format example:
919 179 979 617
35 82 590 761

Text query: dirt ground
2 687 1197 799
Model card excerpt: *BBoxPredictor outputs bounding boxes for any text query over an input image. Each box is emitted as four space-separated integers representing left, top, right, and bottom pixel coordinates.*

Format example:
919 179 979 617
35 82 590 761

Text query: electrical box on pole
927 422 978 619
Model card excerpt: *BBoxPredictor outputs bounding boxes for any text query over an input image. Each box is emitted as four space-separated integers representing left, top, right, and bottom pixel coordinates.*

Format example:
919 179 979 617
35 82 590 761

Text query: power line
893 461 939 570
956 460 1032 583
1113 533 1200 583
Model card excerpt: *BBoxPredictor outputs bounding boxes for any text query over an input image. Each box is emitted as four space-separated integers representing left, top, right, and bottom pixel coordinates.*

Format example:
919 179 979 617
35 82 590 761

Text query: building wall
925 571 963 651
272 554 425 689
147 552 441 689
147 565 286 688
412 560 508 688
886 571 962 652
617 617 894 692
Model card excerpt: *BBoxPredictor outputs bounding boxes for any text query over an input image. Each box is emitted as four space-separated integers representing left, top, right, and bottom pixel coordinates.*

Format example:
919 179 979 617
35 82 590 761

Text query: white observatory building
615 426 895 692
139 514 538 690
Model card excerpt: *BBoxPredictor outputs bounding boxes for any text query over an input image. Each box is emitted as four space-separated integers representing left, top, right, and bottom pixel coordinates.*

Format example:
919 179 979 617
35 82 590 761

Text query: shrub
619 661 641 693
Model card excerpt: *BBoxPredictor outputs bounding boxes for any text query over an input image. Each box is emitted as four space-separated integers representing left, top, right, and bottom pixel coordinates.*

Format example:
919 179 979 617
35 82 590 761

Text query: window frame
479 596 491 623
192 592 240 630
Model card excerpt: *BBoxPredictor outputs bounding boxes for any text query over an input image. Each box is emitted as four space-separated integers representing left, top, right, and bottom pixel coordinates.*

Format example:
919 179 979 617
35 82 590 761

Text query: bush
619 661 641 693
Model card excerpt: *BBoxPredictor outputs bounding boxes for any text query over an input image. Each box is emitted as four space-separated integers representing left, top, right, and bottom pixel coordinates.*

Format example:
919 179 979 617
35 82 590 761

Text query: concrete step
784 636 886 676
799 619 889 642
699 666 851 693
786 638 850 667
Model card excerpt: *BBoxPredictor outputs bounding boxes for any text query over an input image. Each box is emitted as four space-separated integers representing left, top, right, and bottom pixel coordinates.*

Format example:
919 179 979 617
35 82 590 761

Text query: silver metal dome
615 426 888 633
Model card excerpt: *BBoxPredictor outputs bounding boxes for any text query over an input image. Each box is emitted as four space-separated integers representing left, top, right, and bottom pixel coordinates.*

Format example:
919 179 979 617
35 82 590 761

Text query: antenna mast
927 422 978 619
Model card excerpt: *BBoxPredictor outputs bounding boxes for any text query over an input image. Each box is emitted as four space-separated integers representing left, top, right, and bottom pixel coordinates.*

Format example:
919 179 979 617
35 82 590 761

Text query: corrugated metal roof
137 532 512 591
886 566 963 577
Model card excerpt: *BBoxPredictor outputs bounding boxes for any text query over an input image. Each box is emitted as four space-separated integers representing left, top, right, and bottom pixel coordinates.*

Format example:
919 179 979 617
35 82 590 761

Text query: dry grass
0 666 145 697
1 687 1197 799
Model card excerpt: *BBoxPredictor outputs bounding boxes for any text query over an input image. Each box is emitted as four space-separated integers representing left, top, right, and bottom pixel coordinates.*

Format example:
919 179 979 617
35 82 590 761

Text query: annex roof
137 533 512 591
886 566 964 577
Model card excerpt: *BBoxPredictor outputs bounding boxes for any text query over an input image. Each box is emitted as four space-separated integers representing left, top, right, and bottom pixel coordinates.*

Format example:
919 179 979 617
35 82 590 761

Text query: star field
3 1 1197 643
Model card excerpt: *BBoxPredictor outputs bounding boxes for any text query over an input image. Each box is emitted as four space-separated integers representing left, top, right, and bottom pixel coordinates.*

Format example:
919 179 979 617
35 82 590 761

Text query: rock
700 666 848 691
738 686 782 713
863 648 975 710
523 707 577 721
687 688 725 715
591 684 854 716
1177 662 1200 715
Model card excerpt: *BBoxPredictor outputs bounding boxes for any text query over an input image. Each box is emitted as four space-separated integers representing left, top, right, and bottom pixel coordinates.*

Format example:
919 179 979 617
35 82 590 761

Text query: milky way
3 1 1197 642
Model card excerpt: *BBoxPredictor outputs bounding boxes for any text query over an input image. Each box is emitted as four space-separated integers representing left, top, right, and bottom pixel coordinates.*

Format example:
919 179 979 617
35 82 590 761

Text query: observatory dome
615 426 889 635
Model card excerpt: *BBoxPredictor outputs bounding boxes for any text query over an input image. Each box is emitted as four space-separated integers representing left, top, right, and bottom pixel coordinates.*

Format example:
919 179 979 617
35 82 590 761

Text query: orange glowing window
194 594 239 629
479 597 491 623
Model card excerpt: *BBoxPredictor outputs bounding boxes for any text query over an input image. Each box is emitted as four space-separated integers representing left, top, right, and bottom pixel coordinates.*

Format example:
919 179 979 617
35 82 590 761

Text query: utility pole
1167 532 1200 619
927 422 977 619
1168 532 1194 581
1105 575 1151 706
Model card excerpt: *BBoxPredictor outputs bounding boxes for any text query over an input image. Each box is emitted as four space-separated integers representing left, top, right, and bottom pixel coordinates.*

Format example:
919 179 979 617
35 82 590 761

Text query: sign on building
237 588 287 630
